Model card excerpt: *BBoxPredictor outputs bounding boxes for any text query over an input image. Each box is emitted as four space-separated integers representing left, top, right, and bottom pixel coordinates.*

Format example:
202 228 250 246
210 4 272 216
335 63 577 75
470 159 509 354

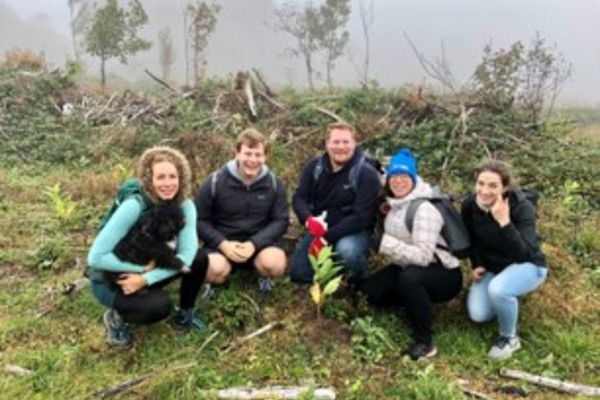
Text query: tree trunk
183 10 189 87
304 54 314 90
100 57 106 92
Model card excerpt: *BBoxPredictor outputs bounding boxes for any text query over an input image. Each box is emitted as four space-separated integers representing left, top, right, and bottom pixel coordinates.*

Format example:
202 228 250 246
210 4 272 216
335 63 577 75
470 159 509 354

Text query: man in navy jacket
290 122 381 283
195 129 289 292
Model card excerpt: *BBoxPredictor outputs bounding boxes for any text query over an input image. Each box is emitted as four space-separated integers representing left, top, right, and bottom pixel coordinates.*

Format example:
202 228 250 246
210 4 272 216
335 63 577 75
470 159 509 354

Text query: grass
1 166 599 400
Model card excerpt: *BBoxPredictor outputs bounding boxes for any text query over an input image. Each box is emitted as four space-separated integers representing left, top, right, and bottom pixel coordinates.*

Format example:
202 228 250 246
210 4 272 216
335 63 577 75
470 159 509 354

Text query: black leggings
360 263 462 345
113 250 208 324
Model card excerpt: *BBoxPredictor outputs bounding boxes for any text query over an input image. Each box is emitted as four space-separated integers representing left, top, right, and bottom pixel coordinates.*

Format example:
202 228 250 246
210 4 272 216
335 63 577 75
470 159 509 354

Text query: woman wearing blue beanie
359 148 463 361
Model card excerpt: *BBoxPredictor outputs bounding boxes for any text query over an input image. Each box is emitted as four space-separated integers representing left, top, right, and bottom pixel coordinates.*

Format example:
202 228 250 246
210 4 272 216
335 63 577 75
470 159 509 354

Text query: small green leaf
323 275 342 296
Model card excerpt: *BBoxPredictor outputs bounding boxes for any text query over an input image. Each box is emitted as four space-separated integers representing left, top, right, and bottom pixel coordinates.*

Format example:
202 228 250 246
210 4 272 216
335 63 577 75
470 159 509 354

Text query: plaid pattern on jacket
379 178 460 269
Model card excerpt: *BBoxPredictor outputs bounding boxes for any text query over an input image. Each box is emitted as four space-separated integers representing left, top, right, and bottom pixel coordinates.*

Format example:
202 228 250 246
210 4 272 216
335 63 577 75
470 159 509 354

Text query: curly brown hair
136 146 192 205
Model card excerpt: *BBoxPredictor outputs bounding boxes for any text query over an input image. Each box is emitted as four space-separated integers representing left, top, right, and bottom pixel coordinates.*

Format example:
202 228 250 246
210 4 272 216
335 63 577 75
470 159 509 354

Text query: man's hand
117 273 147 295
219 240 247 263
306 211 328 236
235 241 256 261
309 236 328 258
472 266 486 283
491 193 510 227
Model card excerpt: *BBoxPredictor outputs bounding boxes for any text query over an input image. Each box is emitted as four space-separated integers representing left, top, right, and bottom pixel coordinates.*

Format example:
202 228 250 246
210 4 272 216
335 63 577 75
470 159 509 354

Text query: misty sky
1 0 599 105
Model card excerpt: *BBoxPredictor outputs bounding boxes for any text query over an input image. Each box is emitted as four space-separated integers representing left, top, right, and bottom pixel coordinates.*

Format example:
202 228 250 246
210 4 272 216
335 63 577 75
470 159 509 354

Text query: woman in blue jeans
461 159 547 360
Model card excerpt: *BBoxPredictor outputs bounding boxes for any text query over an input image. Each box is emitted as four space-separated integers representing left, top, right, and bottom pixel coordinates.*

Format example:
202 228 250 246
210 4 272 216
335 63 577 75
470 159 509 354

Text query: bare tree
272 2 320 90
67 0 91 61
186 0 220 86
356 0 374 88
317 0 351 90
158 27 176 81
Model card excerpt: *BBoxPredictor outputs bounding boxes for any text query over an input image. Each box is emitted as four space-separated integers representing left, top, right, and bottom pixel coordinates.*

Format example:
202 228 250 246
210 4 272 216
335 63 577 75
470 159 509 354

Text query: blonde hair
136 146 192 205
236 128 269 154
326 121 357 140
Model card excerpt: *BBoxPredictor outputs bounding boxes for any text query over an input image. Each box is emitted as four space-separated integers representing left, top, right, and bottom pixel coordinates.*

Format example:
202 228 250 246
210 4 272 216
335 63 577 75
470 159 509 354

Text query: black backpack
312 154 381 193
404 192 471 259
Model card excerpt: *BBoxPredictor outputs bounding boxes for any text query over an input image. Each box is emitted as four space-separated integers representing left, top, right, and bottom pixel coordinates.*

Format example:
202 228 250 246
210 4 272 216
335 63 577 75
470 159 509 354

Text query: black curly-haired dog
104 201 186 286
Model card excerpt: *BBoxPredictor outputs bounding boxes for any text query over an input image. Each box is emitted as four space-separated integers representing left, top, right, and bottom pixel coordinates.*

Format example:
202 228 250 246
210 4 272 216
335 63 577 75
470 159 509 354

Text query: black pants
113 250 208 324
360 263 462 345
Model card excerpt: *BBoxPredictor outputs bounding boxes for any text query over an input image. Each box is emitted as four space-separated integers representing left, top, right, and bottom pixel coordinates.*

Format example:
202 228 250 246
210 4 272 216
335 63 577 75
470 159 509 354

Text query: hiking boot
257 276 274 293
172 307 207 331
488 336 521 360
402 342 438 361
103 309 132 348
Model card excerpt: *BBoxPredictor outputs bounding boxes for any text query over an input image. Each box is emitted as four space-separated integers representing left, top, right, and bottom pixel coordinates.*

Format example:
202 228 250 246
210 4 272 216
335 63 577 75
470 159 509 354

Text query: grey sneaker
201 283 216 300
103 309 132 348
172 307 207 331
488 336 521 360
257 276 274 293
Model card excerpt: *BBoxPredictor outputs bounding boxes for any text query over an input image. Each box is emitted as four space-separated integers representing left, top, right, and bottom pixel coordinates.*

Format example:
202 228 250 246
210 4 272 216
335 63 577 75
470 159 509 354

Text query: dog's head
140 202 185 242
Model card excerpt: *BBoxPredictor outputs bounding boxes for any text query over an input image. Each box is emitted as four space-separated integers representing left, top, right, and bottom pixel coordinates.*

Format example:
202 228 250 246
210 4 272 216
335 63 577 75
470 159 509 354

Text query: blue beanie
387 148 417 183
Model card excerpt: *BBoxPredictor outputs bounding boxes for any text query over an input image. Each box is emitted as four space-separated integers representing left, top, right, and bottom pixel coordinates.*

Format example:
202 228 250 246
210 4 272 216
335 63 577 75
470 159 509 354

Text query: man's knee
255 247 287 277
335 236 368 275
207 253 231 284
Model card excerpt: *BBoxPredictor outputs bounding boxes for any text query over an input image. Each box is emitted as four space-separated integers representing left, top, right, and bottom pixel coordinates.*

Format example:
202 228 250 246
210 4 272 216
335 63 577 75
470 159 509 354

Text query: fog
2 0 599 105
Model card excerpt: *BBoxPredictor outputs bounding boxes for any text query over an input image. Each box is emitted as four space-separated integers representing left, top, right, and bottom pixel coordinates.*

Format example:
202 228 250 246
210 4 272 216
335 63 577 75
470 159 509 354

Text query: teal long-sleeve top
87 198 198 286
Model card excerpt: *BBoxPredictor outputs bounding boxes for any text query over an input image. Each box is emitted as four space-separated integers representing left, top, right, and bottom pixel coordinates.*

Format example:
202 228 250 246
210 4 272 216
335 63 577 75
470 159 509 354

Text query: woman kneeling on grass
87 146 208 349
360 148 463 361
461 159 547 360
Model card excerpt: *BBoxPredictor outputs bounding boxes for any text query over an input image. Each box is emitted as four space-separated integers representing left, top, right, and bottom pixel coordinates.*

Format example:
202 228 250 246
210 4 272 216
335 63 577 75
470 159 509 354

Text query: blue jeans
467 262 548 337
289 231 371 283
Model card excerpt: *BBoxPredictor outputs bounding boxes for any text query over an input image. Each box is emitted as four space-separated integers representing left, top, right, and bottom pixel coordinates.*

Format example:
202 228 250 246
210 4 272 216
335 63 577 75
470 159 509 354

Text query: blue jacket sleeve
87 198 146 274
143 200 198 286
292 158 319 225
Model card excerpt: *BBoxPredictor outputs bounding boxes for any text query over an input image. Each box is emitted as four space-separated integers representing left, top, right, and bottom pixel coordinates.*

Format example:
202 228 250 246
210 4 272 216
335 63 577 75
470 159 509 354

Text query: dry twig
501 369 600 397
221 321 284 355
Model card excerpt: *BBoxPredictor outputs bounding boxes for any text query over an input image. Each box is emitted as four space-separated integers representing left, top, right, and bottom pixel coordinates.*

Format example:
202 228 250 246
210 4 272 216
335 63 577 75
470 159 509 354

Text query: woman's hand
143 260 156 271
491 193 510 227
472 266 486 282
117 273 147 295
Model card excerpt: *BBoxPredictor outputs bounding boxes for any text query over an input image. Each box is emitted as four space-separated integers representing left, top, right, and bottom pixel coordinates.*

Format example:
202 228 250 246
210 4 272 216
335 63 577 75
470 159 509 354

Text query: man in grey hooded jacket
194 129 289 292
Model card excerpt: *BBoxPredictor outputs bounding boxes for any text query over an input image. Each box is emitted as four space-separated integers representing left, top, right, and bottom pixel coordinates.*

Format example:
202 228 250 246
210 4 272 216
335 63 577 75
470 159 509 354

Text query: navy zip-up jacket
195 162 289 251
292 148 381 243
461 190 546 274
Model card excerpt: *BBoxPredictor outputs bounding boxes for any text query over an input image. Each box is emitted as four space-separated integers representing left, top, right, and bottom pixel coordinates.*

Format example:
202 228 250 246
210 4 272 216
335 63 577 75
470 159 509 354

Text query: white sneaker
488 336 521 360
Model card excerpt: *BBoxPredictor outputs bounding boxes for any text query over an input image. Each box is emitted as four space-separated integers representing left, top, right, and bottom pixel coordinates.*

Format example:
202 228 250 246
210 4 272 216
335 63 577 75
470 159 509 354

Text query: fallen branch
252 68 275 97
4 364 33 376
93 361 198 398
221 321 284 355
314 106 344 122
257 90 286 110
239 292 260 314
93 373 154 398
145 69 181 95
459 386 497 400
207 385 336 399
501 369 600 397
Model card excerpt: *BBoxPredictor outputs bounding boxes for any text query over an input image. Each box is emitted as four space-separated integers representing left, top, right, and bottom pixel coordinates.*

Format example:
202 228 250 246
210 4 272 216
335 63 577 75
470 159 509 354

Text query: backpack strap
405 197 450 257
348 154 366 192
405 198 427 233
